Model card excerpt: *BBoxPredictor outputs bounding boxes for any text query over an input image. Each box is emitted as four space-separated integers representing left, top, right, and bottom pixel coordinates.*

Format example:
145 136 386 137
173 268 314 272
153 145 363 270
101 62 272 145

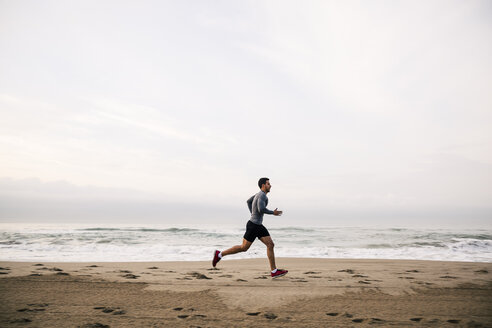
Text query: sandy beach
0 258 491 327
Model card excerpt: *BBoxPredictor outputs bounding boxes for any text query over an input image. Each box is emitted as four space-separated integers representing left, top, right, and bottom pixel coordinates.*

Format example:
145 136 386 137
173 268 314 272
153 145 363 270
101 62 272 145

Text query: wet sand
0 258 491 327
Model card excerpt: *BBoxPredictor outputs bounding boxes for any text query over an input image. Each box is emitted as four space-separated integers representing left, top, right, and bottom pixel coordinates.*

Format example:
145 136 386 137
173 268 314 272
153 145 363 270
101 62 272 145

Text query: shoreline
1 257 491 263
1 258 491 327
2 224 490 263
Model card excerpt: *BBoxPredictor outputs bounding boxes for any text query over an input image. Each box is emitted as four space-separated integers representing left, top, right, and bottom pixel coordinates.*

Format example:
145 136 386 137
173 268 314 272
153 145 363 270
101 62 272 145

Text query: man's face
264 180 271 192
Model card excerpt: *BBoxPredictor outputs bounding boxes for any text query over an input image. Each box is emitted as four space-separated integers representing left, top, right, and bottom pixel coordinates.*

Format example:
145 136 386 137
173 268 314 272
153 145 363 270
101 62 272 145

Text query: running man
212 177 288 278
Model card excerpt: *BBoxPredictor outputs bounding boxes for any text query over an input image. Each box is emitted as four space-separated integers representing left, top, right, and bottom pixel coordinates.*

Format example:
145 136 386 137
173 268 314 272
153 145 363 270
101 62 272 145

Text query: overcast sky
1 0 491 227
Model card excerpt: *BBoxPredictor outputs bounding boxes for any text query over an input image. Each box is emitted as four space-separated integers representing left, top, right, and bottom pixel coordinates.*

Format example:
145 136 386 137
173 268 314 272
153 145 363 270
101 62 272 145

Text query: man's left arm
246 195 254 213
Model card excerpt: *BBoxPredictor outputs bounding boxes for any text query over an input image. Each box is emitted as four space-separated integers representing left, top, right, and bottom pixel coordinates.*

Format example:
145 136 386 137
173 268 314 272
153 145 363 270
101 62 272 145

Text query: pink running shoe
212 250 221 267
271 269 288 278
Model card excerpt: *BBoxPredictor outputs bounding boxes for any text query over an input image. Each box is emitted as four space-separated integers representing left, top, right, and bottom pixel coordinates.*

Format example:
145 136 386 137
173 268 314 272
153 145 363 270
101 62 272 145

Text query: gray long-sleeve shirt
247 191 274 225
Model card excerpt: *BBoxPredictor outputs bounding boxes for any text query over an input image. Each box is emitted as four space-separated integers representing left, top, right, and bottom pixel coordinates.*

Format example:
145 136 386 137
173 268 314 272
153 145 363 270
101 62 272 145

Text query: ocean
0 223 491 263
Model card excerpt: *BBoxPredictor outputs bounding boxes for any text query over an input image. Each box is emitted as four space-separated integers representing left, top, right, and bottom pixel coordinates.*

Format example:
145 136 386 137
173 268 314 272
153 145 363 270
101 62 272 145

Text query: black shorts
243 220 270 242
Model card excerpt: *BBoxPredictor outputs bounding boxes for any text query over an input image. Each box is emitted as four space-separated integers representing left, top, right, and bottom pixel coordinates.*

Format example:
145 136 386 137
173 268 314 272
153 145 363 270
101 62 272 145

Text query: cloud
1 176 490 227
0 94 245 199
88 97 239 150
1 1 491 227
0 177 242 224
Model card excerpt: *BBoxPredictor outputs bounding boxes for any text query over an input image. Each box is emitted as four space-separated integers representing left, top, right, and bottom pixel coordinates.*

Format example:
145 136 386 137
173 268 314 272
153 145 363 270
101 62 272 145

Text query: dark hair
258 177 269 189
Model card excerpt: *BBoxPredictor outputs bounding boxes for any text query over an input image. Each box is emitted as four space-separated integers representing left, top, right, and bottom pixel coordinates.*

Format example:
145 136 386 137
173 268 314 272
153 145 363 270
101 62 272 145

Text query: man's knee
241 244 251 252
239 242 251 252
266 241 274 249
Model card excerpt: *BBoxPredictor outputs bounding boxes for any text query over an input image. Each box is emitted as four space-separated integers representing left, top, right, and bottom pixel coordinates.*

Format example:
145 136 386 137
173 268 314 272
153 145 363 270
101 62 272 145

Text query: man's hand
273 208 283 216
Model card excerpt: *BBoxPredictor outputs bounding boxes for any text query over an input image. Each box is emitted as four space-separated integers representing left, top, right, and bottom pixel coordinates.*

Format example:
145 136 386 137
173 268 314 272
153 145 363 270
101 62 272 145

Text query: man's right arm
246 195 254 213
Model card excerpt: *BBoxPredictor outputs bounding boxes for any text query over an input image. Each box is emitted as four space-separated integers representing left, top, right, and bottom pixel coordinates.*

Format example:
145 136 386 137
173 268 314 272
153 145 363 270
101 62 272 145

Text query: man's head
258 177 271 193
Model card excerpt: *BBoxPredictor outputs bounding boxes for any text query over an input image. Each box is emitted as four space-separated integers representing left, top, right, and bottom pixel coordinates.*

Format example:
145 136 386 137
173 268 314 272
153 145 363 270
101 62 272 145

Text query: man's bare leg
259 236 276 271
221 238 252 256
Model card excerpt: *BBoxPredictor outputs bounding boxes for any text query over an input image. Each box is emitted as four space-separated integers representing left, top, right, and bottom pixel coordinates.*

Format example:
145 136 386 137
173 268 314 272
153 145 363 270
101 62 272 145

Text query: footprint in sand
308 276 322 278
264 313 277 320
413 281 433 286
327 277 343 281
338 269 355 274
370 318 385 323
33 264 44 266
447 319 460 324
10 318 32 323
236 279 247 282
247 312 261 316
177 314 189 319
352 274 368 278
358 280 371 284
120 273 139 279
112 310 126 315
87 265 99 268
352 318 364 323
219 274 233 278
440 275 457 279
147 266 158 269
193 314 206 318
303 271 320 274
406 269 420 273
173 307 183 311
96 307 126 315
187 272 212 280
474 269 488 274
36 267 63 272
0 271 9 275
29 273 42 276
343 313 353 318
293 279 308 282
27 303 49 307
410 317 423 322
254 276 268 279
17 308 45 312
17 303 49 312
36 267 49 271
326 312 339 316
78 323 110 328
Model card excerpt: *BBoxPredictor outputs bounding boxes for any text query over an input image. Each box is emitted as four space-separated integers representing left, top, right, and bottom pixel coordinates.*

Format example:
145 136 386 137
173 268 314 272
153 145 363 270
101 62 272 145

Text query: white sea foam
0 223 490 262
